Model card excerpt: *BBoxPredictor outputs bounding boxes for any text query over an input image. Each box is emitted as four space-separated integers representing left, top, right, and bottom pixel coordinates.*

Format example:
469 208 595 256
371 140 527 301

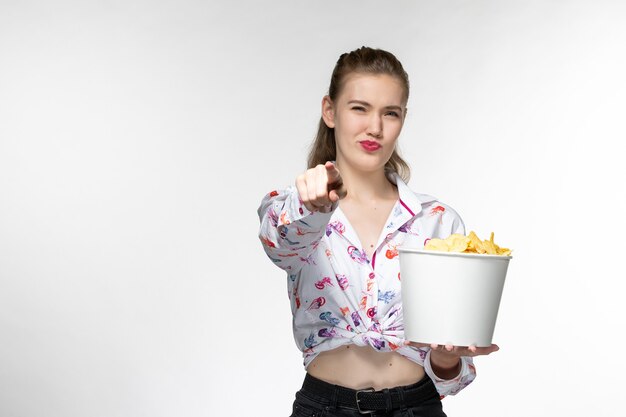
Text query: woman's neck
336 163 397 204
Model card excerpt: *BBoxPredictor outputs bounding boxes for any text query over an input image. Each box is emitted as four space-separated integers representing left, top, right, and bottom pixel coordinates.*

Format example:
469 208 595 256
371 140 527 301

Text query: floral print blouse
257 172 476 397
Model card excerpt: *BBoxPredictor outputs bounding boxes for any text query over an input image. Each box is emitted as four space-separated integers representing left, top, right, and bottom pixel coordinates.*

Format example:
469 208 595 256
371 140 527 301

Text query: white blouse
258 172 476 397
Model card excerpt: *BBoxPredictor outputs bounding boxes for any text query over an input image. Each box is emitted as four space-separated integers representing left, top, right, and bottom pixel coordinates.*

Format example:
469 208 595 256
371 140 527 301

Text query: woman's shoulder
420 198 462 217
394 174 463 220
397 181 465 236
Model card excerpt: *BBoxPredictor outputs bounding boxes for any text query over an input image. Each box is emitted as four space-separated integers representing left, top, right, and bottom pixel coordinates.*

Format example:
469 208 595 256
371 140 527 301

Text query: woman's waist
306 344 425 391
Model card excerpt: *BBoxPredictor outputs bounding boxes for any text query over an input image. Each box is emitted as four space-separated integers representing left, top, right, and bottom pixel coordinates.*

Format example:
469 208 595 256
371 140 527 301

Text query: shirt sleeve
438 200 465 237
450 210 466 236
257 185 335 273
423 350 476 397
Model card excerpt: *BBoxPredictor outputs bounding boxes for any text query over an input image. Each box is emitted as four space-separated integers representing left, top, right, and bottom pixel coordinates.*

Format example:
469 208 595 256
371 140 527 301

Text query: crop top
257 172 476 396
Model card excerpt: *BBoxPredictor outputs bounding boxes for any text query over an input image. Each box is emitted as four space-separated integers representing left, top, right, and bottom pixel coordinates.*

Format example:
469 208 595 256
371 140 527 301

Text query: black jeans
290 374 447 417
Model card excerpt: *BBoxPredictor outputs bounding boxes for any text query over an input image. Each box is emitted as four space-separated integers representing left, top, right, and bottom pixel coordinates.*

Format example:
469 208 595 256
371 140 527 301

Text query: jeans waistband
300 373 440 414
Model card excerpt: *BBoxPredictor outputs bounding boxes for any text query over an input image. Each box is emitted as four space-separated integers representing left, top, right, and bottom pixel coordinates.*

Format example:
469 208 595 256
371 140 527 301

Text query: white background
1 1 625 416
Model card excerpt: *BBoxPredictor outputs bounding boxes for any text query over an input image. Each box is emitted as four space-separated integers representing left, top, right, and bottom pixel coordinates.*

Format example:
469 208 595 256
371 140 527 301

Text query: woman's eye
352 106 366 112
386 111 400 117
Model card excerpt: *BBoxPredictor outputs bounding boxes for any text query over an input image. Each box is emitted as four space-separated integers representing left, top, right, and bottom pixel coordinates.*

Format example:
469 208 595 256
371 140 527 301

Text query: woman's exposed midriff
306 344 426 391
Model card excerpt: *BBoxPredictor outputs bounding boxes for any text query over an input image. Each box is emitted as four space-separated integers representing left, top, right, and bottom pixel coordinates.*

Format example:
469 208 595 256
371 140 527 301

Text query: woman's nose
366 115 382 137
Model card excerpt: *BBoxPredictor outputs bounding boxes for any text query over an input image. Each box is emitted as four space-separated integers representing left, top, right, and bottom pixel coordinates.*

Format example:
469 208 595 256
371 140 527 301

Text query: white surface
1 1 625 416
399 250 510 347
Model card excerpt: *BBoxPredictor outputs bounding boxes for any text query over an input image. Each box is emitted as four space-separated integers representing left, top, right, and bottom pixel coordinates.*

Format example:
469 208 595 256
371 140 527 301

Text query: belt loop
397 386 408 412
382 388 393 413
328 382 338 410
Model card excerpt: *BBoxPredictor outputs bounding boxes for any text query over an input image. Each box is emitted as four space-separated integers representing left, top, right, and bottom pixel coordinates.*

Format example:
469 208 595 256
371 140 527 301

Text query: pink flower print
296 227 316 236
359 296 367 311
370 337 385 350
398 218 416 233
306 297 326 311
315 277 334 290
367 273 375 291
260 236 276 248
348 246 367 264
279 229 300 246
300 253 316 266
367 306 377 319
429 205 445 224
430 205 445 216
386 243 398 259
279 211 291 225
292 286 301 309
326 220 345 237
318 328 337 338
267 207 278 227
332 221 345 234
336 274 349 290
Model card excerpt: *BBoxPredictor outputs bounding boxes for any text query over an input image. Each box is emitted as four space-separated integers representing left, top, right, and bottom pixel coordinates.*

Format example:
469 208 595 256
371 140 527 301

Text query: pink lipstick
360 140 381 151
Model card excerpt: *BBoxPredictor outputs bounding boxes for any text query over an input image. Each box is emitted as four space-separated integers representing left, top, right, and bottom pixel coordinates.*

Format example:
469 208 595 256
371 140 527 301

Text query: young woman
258 47 498 417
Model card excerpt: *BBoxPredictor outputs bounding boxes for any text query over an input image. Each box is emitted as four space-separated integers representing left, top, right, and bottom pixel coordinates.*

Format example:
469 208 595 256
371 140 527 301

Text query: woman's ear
321 95 335 128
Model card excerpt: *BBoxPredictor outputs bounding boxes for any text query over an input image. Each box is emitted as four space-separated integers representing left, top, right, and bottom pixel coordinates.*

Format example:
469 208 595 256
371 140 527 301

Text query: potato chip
425 231 511 256
447 234 471 252
466 231 484 254
424 238 449 252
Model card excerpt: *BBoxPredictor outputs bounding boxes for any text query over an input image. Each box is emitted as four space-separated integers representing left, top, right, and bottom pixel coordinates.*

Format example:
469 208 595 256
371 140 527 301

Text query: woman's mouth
360 140 381 152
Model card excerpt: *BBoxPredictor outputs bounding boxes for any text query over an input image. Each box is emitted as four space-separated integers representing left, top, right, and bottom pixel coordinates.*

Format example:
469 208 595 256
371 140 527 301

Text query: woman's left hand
405 341 499 358
404 341 499 379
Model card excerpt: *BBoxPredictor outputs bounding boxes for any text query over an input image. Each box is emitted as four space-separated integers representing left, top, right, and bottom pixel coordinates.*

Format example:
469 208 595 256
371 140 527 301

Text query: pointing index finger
324 161 341 182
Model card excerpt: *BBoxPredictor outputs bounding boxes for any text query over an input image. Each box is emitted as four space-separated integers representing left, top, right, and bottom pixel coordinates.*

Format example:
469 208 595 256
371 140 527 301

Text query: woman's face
322 72 407 175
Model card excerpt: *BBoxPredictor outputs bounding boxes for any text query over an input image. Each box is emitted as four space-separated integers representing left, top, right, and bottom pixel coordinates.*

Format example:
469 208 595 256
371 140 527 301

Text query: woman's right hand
296 161 347 213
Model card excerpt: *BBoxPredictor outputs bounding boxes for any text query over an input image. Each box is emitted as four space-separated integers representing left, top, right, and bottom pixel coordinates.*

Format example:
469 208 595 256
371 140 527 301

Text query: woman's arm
408 342 499 396
257 185 335 272
258 162 346 273
429 350 462 379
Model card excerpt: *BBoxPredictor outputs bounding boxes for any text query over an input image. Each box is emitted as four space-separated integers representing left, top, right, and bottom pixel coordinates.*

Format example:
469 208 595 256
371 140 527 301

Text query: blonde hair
306 46 411 182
